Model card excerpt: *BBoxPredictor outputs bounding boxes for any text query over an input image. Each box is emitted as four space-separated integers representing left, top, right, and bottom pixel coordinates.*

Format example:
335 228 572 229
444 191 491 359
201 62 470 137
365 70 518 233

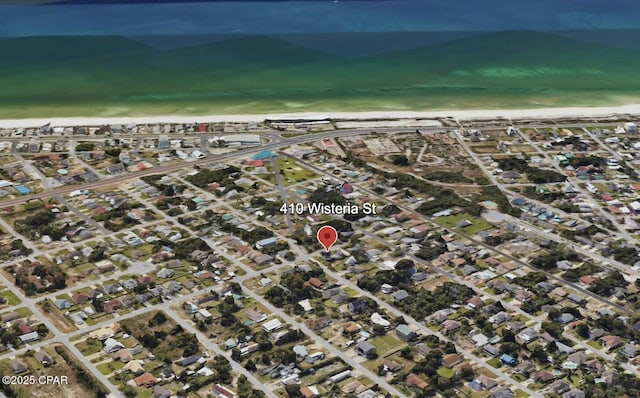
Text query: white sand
0 104 639 128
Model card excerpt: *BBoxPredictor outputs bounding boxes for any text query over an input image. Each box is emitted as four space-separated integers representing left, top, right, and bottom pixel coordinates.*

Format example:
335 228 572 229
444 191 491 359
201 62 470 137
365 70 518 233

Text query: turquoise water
0 1 639 117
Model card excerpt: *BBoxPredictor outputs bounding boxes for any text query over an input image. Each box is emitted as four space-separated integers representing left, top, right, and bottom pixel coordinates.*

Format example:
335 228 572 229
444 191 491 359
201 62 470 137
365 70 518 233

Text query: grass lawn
55 293 73 302
0 290 21 306
369 334 404 355
277 158 318 185
96 360 124 375
587 340 603 349
343 286 359 298
324 299 338 309
437 366 454 378
486 358 501 368
76 339 102 356
437 214 492 234
514 390 530 398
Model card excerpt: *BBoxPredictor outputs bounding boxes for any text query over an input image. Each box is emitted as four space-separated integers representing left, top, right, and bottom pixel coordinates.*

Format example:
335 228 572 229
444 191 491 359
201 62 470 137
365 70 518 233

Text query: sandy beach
0 104 638 128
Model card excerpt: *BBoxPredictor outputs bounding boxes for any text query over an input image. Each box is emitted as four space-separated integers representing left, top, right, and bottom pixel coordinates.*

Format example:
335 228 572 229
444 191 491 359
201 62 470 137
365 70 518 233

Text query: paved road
288 154 631 315
0 269 123 397
163 308 279 398
515 127 632 241
0 127 420 208
126 181 410 397
0 120 635 397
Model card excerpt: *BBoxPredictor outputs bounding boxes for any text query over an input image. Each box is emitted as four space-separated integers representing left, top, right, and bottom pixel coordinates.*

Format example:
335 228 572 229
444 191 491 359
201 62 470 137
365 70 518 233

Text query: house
483 345 500 357
123 360 145 375
153 385 171 398
307 277 325 289
35 351 53 366
262 318 283 333
533 370 555 383
467 296 484 309
18 323 32 334
383 359 402 373
391 290 409 302
563 389 586 398
601 335 622 350
380 284 394 294
396 324 417 342
119 279 138 290
556 313 575 324
488 311 511 324
212 384 237 398
406 373 429 390
500 353 517 366
411 272 427 283
537 282 556 293
453 361 473 376
55 299 73 309
515 361 536 375
567 293 586 305
343 321 361 334
348 299 368 313
246 309 267 323
300 386 320 398
134 372 158 388
255 237 277 250
471 333 489 346
72 293 91 304
567 351 589 366
157 268 175 279
442 319 461 332
549 380 571 395
306 316 332 330
106 163 126 175
104 299 123 314
9 359 27 373
19 332 40 344
470 375 498 391
355 341 377 359
103 337 124 353
518 327 538 343
491 388 515 398
1 312 19 323
298 299 313 313
622 343 638 358
112 348 133 362
442 353 461 368
177 354 202 367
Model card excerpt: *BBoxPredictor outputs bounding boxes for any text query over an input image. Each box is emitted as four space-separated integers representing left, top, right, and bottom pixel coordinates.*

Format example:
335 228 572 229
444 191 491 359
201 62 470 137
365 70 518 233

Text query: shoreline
0 104 639 128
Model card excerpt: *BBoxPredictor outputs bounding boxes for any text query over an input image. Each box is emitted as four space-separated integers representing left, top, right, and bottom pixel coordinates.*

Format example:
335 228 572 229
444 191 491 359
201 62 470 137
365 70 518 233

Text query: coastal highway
0 119 631 209
0 126 424 208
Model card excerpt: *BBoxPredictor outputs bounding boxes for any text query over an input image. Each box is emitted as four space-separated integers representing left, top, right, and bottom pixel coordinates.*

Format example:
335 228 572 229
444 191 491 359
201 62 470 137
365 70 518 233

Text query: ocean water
0 1 639 117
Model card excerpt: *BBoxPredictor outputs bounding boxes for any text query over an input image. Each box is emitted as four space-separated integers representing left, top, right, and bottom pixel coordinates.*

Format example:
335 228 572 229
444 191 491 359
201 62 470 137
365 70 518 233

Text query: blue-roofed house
500 354 517 366
55 299 73 309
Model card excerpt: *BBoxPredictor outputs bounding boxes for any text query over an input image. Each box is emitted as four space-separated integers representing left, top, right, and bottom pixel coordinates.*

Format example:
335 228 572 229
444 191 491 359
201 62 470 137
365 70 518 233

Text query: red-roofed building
104 299 123 314
18 323 32 334
406 373 429 390
72 293 91 304
212 384 236 398
340 183 354 194
134 372 158 388
308 277 325 290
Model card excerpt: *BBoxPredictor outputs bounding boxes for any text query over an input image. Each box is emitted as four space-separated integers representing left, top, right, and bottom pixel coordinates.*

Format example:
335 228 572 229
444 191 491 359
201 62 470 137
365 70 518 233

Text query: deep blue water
0 1 639 37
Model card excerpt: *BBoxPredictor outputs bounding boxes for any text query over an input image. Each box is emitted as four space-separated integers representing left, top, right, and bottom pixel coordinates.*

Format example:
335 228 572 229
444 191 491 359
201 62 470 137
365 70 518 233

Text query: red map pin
317 226 338 251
